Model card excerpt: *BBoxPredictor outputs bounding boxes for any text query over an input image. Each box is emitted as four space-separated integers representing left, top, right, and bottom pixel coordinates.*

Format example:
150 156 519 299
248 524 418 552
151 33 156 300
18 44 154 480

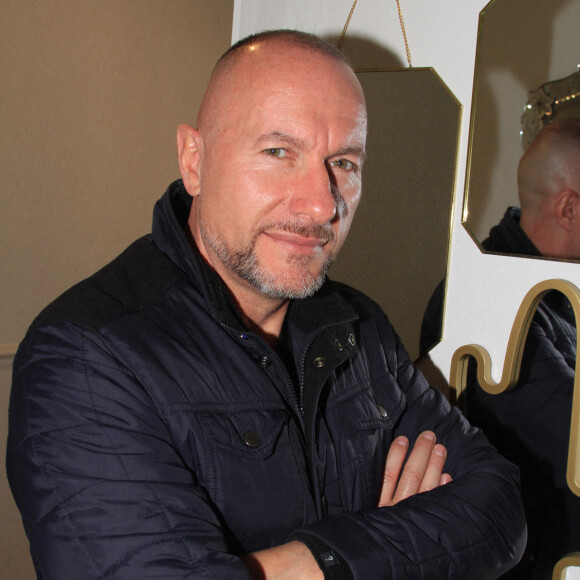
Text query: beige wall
1 0 233 346
1 1 233 576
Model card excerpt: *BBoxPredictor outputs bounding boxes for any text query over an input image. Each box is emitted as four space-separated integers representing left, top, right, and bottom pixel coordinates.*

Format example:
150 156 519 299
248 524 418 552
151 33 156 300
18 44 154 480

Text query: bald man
8 30 524 579
421 118 580 579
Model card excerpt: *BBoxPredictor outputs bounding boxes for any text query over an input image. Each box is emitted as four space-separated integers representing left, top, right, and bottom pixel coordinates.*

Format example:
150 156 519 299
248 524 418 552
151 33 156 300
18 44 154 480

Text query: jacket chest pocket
319 376 406 513
196 407 314 552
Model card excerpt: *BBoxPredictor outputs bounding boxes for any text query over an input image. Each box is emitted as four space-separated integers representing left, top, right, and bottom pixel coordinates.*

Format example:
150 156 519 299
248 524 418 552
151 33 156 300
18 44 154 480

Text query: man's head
518 117 580 260
177 30 367 304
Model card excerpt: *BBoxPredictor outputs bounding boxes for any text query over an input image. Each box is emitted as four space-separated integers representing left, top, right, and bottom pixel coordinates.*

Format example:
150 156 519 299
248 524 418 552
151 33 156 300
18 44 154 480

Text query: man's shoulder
29 236 185 334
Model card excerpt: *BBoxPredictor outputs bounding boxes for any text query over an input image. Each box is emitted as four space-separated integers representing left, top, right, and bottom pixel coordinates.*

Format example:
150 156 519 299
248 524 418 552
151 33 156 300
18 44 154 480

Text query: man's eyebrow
255 131 307 149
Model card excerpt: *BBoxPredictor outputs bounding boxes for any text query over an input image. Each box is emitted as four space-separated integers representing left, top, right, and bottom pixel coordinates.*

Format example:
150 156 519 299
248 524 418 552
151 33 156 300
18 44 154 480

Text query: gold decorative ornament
450 279 580 494
449 279 580 575
552 553 580 580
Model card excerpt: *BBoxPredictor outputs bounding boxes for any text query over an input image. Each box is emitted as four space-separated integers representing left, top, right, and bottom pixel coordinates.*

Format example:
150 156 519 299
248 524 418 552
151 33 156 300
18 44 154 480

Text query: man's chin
249 268 326 300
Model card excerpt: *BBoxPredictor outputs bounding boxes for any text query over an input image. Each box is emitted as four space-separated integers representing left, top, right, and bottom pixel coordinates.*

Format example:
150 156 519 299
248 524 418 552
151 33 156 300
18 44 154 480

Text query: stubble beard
200 219 334 300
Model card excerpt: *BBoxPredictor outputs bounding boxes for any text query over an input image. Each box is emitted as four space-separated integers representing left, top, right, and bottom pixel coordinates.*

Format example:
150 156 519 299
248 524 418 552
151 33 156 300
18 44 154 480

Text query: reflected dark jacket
8 182 525 579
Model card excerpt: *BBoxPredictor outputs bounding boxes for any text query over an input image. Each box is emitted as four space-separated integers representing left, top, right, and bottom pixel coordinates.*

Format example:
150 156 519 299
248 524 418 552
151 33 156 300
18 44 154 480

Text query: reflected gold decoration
521 68 580 149
449 279 580 578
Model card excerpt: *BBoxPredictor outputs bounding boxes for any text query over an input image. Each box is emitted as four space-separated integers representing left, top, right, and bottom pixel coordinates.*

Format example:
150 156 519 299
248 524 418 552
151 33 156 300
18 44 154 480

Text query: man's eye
264 148 287 158
329 158 357 171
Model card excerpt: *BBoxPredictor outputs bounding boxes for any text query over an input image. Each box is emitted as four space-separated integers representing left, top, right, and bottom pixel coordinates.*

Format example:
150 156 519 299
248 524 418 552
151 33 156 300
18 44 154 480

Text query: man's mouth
259 222 333 255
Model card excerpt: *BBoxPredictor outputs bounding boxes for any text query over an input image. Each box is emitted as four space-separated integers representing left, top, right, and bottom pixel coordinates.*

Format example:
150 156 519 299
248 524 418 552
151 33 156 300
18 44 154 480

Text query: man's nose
288 163 337 224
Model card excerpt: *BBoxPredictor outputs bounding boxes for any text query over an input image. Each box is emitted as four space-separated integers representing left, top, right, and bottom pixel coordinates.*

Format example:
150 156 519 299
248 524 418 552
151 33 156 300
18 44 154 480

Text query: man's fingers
378 436 409 507
440 473 453 485
417 443 447 493
379 431 451 508
390 431 437 504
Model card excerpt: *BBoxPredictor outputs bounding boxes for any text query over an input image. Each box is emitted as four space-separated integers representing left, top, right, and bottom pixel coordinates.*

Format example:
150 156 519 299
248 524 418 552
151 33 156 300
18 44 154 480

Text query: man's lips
262 230 331 254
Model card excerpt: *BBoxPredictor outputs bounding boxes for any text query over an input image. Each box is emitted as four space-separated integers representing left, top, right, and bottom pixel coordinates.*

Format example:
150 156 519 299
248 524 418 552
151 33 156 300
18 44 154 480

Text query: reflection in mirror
521 68 580 149
463 0 580 246
329 69 459 361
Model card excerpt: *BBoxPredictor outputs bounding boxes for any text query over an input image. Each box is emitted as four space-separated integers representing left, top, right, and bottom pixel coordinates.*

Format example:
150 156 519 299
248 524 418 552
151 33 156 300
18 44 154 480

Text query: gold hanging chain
395 0 412 68
337 0 358 49
337 0 413 68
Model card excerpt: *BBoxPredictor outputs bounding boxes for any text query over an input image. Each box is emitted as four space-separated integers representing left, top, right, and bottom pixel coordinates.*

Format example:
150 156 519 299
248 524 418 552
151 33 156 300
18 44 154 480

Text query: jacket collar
151 180 359 338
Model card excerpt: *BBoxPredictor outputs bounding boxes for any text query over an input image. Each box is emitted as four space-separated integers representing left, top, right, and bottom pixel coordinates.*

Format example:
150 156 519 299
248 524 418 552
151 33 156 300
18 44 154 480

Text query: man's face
190 42 367 301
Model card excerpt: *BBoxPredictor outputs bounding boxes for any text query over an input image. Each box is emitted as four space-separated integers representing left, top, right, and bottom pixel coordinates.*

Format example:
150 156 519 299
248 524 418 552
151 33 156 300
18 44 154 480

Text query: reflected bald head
518 118 580 214
517 118 580 259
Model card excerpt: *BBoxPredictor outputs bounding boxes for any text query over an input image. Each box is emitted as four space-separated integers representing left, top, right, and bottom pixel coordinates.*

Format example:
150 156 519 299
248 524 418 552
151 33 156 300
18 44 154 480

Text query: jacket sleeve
290 315 527 579
7 323 251 580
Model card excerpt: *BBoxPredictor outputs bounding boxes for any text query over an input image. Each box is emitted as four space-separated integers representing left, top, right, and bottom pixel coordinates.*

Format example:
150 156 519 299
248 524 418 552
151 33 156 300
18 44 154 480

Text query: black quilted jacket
7 182 525 579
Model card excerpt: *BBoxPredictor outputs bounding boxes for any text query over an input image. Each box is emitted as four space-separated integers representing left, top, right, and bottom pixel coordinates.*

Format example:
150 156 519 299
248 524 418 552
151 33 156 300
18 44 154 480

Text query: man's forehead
200 39 366 141
248 96 367 143
225 40 356 87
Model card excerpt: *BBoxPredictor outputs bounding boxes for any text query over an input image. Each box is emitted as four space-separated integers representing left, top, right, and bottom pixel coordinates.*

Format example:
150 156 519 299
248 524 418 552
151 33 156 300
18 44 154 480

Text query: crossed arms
245 431 453 579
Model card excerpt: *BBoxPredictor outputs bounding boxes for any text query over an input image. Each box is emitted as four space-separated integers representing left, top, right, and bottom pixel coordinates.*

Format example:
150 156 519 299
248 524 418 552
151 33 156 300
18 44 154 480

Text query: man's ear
555 189 579 231
177 124 203 197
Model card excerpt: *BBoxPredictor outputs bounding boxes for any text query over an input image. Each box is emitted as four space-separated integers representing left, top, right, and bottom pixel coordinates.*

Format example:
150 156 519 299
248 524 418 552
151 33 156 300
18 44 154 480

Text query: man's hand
243 541 324 580
379 430 452 507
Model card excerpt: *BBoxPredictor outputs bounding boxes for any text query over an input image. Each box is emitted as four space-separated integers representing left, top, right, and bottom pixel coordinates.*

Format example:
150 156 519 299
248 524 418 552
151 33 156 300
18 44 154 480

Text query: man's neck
226 283 290 348
195 245 290 345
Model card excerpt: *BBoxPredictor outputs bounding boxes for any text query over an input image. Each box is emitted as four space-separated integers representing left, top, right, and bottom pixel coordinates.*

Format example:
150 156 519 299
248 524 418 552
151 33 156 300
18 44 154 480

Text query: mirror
463 0 580 246
329 68 460 361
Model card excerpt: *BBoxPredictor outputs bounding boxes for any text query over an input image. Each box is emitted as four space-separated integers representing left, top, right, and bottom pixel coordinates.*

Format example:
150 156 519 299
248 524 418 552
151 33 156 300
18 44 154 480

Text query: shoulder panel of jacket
28 236 185 334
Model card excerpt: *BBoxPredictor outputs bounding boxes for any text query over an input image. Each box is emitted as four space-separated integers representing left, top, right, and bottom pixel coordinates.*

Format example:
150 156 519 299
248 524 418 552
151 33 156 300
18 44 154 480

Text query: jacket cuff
289 531 354 580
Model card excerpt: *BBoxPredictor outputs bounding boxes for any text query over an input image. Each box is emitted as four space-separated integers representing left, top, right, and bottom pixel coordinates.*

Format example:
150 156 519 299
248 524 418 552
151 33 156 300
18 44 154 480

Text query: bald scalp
518 118 580 214
218 30 353 71
196 30 356 134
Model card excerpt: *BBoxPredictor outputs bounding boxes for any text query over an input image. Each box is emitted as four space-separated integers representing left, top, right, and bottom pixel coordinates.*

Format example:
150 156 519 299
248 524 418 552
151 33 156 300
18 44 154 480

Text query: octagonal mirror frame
329 67 460 361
